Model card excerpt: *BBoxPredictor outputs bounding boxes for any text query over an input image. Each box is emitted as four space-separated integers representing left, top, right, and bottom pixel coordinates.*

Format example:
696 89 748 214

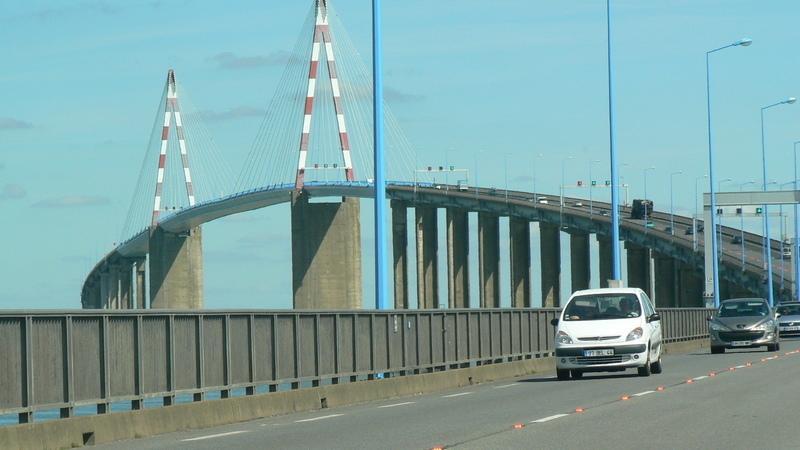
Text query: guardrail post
270 313 278 392
246 314 256 396
367 314 376 380
313 313 321 387
98 315 110 414
292 314 300 390
132 314 144 410
332 313 340 384
164 314 176 406
193 315 204 402
221 314 231 399
19 316 33 424
61 315 74 418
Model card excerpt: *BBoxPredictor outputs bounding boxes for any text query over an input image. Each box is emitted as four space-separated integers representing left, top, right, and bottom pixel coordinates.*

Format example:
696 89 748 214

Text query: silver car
707 298 780 354
776 302 800 336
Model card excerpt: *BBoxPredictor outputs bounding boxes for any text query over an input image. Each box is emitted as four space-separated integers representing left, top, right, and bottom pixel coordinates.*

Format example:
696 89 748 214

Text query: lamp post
694 174 708 252
716 178 733 254
561 155 574 229
606 0 622 283
780 180 794 293
705 37 752 308
532 152 544 203
794 141 800 301
372 0 388 310
643 166 655 230
760 97 796 306
669 171 683 235
738 180 756 269
589 159 601 215
504 153 510 203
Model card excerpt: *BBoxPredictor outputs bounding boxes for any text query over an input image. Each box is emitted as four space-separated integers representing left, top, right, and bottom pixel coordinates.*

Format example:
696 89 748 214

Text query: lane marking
295 414 344 423
442 392 473 398
378 401 415 408
531 414 569 423
182 430 249 442
493 383 518 389
734 365 746 369
692 376 708 381
633 390 655 397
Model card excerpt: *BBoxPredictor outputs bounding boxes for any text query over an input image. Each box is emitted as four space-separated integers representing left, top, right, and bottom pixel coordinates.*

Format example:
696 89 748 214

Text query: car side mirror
706 315 713 321
647 313 661 323
550 318 559 327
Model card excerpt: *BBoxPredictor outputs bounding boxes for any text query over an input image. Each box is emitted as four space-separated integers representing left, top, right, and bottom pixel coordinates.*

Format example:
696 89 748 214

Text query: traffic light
449 165 455 171
605 180 611 186
591 180 597 186
756 207 763 214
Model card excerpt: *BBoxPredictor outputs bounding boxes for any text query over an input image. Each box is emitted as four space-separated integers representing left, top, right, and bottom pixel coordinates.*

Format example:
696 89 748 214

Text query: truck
630 199 653 220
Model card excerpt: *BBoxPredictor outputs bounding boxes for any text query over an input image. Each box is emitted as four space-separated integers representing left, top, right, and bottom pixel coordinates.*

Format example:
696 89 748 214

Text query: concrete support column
108 266 121 309
135 259 147 309
570 232 591 292
391 200 409 309
509 217 531 308
415 206 439 309
149 226 204 309
478 212 500 308
119 263 132 309
290 193 361 309
446 208 470 308
99 269 110 309
653 253 677 307
82 277 101 309
540 223 561 307
677 262 704 307
597 234 612 288
626 242 652 297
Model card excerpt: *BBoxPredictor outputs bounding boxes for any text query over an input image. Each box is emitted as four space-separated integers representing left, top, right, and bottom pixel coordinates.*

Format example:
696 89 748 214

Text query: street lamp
779 180 794 293
589 159 601 215
705 37 752 308
643 166 656 229
716 178 733 254
561 155 575 229
794 141 800 301
606 0 622 283
504 153 510 203
738 180 756 270
760 97 796 306
669 171 683 235
694 174 708 252
532 152 544 203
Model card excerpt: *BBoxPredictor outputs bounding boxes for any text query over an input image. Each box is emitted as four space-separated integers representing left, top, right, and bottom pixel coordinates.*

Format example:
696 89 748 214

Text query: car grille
577 336 621 342
574 355 631 365
718 331 764 341
780 322 800 327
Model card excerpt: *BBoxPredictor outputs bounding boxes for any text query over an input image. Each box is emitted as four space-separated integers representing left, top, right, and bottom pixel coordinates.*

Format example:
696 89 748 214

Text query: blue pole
372 0 388 310
760 107 774 306
606 0 621 282
795 142 800 301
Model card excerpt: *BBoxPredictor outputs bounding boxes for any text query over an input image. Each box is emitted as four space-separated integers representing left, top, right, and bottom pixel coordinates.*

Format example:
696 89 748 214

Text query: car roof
721 297 767 304
571 287 643 296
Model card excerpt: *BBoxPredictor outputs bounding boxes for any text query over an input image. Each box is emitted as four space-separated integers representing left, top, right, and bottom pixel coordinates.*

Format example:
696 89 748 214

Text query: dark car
685 227 694 235
707 298 780 353
777 302 800 336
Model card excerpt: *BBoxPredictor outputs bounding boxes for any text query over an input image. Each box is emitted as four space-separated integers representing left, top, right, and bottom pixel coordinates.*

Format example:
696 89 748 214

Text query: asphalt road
98 338 800 450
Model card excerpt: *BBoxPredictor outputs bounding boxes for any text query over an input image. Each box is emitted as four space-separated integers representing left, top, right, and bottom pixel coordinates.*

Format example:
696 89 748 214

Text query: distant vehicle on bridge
551 287 664 380
707 298 780 354
630 199 653 220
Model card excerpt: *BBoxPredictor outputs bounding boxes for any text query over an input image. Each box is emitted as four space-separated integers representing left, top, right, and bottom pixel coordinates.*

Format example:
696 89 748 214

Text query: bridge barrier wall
0 308 711 428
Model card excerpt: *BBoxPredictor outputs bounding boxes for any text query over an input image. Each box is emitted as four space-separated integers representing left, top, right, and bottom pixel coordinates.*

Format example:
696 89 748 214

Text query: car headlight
753 320 775 331
556 330 573 345
709 322 729 332
626 327 643 341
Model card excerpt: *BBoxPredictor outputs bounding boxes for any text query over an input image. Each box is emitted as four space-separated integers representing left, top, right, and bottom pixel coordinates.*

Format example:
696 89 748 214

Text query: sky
2 0 800 309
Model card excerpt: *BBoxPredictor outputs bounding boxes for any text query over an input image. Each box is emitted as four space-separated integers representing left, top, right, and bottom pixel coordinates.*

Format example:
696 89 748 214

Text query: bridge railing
0 307 710 425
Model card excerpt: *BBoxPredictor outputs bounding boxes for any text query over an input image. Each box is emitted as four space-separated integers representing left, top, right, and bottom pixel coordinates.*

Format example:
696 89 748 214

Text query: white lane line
692 376 708 381
182 431 249 442
442 392 473 398
633 390 655 397
493 383 518 389
295 414 344 423
531 414 569 423
378 401 416 408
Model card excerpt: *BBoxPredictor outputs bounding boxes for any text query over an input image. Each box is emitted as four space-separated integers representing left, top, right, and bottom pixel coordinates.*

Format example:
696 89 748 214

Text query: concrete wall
478 213 500 307
677 261 704 307
570 232 590 292
291 193 362 309
391 200 409 309
540 223 561 307
509 218 531 308
653 252 677 307
446 208 470 308
626 241 651 297
415 206 439 309
597 234 612 288
149 226 204 309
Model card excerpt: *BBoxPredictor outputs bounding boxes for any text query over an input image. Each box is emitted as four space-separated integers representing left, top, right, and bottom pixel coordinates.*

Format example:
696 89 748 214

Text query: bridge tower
148 69 204 309
291 0 362 309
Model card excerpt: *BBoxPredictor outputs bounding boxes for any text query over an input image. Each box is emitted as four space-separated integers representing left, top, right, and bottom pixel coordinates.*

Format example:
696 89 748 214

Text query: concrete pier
391 200 409 309
415 206 439 309
290 193 361 309
570 232 590 292
446 208 470 308
135 259 146 309
677 261 704 307
478 212 500 308
597 234 612 288
626 242 652 297
540 223 561 307
119 263 132 309
149 226 204 309
653 252 677 307
509 217 531 308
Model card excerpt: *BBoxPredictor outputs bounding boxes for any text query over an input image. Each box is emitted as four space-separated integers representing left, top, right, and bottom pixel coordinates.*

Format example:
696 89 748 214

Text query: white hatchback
552 288 663 380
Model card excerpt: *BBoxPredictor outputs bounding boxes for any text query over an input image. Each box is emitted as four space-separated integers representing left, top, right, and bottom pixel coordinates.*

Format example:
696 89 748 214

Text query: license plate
731 341 751 347
583 349 614 357
780 326 800 331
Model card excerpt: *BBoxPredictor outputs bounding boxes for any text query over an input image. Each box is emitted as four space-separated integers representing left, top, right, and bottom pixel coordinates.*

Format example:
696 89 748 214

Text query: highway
97 338 800 450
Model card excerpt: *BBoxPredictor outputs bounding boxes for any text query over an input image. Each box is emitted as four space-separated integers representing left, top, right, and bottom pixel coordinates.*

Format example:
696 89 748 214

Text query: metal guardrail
0 308 711 425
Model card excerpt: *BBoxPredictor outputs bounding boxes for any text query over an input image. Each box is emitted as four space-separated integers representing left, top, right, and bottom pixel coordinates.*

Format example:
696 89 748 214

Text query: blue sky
2 0 800 309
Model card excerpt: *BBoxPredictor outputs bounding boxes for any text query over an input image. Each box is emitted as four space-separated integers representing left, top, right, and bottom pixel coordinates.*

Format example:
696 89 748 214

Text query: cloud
384 86 425 103
32 195 110 208
0 117 33 130
0 184 26 200
207 51 291 70
198 106 264 122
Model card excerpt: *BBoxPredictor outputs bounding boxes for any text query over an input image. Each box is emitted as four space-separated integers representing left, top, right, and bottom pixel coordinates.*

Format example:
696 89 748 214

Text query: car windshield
719 300 769 318
563 294 641 321
777 304 800 316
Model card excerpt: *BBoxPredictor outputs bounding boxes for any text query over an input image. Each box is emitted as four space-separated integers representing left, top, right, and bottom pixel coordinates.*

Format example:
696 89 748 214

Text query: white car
551 287 663 380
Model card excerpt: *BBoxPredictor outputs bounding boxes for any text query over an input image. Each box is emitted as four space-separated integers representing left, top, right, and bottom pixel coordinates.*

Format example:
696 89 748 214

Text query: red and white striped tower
295 0 355 190
151 69 196 227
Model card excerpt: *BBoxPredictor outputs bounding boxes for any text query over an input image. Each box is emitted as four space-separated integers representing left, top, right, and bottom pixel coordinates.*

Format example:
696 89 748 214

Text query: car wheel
557 369 570 380
767 343 780 352
571 370 584 379
638 346 652 377
710 346 725 354
650 356 663 374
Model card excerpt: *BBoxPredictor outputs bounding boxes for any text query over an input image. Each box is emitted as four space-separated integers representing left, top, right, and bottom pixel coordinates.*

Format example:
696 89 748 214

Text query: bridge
3 0 800 448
